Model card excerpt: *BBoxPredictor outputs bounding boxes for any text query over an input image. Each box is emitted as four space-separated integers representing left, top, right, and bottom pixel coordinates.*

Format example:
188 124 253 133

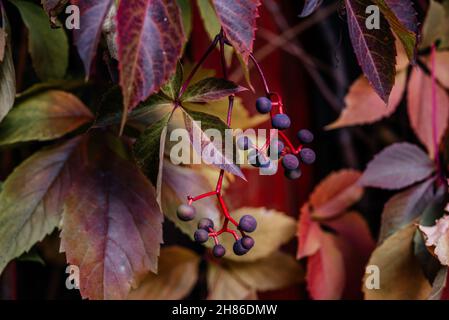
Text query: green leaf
0 137 84 274
160 62 183 101
176 0 192 40
128 246 200 300
0 90 93 146
0 5 15 123
11 0 68 80
181 77 247 103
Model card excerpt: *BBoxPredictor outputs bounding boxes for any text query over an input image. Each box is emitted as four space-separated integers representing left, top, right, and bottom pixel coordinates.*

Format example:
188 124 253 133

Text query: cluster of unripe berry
237 96 316 179
176 204 257 257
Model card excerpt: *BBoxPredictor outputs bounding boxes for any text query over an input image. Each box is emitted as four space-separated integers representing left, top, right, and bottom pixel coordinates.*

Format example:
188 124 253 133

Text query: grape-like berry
300 148 316 164
241 236 255 250
284 168 302 180
176 204 196 221
239 215 257 233
269 139 285 158
255 97 272 114
297 129 314 144
194 229 209 243
272 114 291 130
233 239 249 256
248 150 270 168
213 244 226 258
282 154 299 170
237 136 252 150
198 218 214 231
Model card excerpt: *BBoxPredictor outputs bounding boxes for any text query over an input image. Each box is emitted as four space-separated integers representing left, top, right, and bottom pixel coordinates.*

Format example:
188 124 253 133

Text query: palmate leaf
11 0 68 80
0 90 93 145
0 3 15 123
181 77 247 103
60 135 163 300
0 137 84 273
345 0 396 102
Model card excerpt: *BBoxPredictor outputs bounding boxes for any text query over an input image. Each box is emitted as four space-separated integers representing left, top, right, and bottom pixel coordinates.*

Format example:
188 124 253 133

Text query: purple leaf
345 0 396 102
299 0 323 17
71 0 113 76
384 0 418 34
360 143 435 190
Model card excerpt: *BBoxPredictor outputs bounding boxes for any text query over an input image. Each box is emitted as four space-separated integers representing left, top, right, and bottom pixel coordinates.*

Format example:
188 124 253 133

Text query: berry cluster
238 93 316 179
176 204 257 257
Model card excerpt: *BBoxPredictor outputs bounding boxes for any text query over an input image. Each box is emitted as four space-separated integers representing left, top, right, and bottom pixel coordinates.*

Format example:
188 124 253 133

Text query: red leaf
345 0 396 102
71 0 113 76
117 0 184 113
61 137 163 299
407 67 449 158
297 205 322 259
212 0 260 63
360 142 435 190
298 0 323 17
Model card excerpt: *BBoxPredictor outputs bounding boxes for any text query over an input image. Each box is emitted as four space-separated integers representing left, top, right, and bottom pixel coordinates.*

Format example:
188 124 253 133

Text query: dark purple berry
198 218 214 231
177 204 196 221
257 154 270 168
248 149 259 167
284 168 302 180
241 236 255 250
237 136 252 150
282 154 299 170
213 244 226 258
255 97 272 114
194 229 209 243
233 240 249 256
269 139 285 158
300 148 316 165
297 129 314 144
239 215 257 233
272 114 291 130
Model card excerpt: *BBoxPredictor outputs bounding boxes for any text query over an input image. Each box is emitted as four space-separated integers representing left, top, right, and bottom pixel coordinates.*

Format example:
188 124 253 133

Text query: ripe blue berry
255 97 272 114
239 215 257 233
241 236 255 250
257 154 270 168
233 240 249 256
194 229 209 243
198 218 214 231
284 168 302 180
300 148 316 165
213 244 226 258
297 129 314 144
248 150 270 168
272 114 291 130
237 136 252 150
269 139 285 158
282 154 299 170
177 204 196 221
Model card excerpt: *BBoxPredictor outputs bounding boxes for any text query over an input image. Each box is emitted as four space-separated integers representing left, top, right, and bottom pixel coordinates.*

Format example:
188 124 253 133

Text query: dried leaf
360 143 435 190
407 67 449 158
0 90 93 146
128 246 200 300
207 263 254 300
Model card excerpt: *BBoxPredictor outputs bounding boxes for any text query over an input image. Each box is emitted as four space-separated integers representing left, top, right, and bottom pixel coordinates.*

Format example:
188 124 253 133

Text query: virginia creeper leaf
71 0 114 76
41 0 68 26
0 90 93 146
176 0 192 39
0 26 5 62
360 142 435 190
345 0 396 102
299 0 323 17
0 4 15 123
420 0 449 50
116 0 184 115
11 0 68 80
128 246 200 300
407 67 449 158
211 0 260 64
207 263 255 300
364 224 432 299
160 62 183 101
0 137 83 273
181 77 247 103
430 52 449 89
419 215 449 267
429 268 449 300
60 140 163 300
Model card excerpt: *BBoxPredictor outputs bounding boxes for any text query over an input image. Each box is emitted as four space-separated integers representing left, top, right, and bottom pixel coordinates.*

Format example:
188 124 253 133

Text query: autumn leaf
207 263 255 300
116 0 184 116
0 4 15 123
431 51 449 89
128 246 200 300
0 25 5 62
420 0 449 50
419 215 449 267
60 136 163 299
11 0 68 80
211 0 260 64
181 77 247 103
298 0 323 17
429 268 449 300
41 0 68 26
176 0 192 40
364 224 432 299
359 143 435 190
0 90 93 146
0 137 83 273
345 0 396 102
407 67 449 158
71 0 114 76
